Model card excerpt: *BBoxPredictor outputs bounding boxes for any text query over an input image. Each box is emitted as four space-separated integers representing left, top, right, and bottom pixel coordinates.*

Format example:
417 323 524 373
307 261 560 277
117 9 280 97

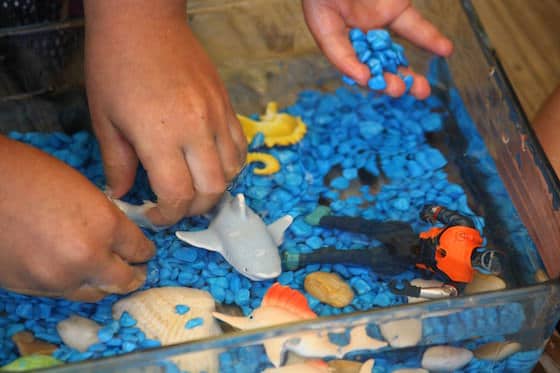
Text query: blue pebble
349 28 366 41
330 177 350 190
172 248 198 262
342 75 356 86
141 339 161 349
305 236 323 249
235 289 251 305
185 317 204 330
122 341 137 353
98 326 115 343
119 311 137 328
368 76 387 91
175 305 191 315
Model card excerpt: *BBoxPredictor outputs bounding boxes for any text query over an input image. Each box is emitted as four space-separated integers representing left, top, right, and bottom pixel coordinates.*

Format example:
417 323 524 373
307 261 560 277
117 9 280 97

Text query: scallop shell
113 287 222 373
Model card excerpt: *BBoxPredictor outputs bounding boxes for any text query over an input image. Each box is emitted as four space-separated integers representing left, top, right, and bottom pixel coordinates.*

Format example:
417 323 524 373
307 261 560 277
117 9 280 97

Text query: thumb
93 118 139 198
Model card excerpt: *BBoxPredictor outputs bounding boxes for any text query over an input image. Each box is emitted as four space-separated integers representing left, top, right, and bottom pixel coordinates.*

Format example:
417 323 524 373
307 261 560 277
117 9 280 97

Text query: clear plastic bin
0 0 559 372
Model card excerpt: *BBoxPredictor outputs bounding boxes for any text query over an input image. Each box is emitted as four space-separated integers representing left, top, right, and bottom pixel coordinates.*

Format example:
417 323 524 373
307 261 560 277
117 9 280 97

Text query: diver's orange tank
418 226 483 283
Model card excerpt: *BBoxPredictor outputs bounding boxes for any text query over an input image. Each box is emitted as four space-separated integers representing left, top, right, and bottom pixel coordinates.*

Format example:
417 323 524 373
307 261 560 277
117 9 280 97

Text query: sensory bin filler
0 29 552 372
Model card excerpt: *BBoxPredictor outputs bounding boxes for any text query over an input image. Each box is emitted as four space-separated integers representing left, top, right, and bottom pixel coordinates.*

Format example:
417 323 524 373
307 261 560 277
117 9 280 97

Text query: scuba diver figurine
286 204 503 299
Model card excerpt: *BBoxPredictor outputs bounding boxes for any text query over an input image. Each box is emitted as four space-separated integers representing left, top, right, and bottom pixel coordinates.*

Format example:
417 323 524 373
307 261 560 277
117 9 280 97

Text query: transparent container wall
1 0 559 372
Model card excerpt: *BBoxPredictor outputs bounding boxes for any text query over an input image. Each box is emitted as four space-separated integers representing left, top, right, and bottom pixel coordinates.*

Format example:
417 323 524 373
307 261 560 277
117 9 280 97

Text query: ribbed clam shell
113 287 222 373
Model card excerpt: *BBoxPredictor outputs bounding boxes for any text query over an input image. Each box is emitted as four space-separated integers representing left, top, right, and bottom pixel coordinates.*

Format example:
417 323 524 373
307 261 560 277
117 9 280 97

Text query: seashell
56 315 101 352
304 272 354 308
408 279 444 303
464 273 506 295
379 318 422 347
421 346 473 372
11 331 57 356
474 341 521 361
392 369 428 373
327 359 363 373
113 287 222 373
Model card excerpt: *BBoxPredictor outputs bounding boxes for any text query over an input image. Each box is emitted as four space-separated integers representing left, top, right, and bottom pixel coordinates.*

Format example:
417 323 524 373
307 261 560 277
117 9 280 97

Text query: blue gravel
345 29 411 89
0 37 549 373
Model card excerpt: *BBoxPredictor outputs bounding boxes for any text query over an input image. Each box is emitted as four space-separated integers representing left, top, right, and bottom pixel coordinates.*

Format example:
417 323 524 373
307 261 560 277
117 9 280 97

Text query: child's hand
84 1 247 226
302 0 453 99
0 136 155 301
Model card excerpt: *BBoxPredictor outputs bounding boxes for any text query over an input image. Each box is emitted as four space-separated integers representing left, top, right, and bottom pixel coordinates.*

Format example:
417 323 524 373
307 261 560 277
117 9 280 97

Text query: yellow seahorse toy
237 102 307 175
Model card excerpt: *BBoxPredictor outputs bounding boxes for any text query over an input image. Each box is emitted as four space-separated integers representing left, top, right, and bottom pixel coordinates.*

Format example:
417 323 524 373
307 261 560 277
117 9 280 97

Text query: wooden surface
472 0 560 121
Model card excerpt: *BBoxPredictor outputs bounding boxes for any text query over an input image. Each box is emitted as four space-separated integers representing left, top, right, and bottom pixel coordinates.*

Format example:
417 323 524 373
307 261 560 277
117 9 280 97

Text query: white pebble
56 315 100 352
379 318 422 347
421 346 473 371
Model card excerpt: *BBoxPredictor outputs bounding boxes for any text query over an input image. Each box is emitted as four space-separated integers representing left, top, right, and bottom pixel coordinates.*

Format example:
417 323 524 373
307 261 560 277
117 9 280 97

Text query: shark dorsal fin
266 215 293 245
176 229 223 253
231 194 249 220
261 283 316 319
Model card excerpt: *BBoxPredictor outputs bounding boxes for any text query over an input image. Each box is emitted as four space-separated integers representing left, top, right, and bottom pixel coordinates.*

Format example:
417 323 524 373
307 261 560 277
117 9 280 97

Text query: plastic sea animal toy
246 152 281 175
238 102 307 175
238 102 307 147
112 287 222 373
176 193 292 281
212 283 387 367
305 204 504 298
0 355 62 371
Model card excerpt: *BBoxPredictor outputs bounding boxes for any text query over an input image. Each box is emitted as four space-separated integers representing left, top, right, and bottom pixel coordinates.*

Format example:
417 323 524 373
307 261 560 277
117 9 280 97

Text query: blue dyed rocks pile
0 63 539 371
344 28 412 91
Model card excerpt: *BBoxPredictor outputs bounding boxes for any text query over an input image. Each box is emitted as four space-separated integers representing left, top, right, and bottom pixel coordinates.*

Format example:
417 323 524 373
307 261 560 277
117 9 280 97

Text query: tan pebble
379 318 422 348
535 269 550 283
12 331 57 356
304 272 354 308
327 359 363 373
474 341 521 361
464 272 506 295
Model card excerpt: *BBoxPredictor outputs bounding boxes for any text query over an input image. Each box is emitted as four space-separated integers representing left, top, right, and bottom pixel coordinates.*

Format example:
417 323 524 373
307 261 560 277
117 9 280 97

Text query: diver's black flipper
318 216 417 254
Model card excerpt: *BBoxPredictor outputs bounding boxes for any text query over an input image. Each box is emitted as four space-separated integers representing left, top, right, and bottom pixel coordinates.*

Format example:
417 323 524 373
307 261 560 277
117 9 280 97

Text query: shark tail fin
340 325 388 357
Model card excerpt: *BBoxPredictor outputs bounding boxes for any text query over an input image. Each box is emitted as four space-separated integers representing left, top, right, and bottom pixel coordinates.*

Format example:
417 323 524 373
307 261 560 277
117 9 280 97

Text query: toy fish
111 199 167 231
213 283 387 367
176 193 292 281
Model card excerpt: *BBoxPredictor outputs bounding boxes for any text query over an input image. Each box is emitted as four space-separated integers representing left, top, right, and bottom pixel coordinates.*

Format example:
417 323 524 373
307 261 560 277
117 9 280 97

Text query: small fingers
91 115 139 198
63 284 108 303
141 148 194 225
399 67 431 99
91 256 147 295
112 212 156 263
302 0 370 85
184 140 227 216
390 6 453 57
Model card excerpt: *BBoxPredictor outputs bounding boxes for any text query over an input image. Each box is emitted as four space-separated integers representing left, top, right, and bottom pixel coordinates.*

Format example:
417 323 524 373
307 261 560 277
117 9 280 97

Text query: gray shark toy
176 193 293 281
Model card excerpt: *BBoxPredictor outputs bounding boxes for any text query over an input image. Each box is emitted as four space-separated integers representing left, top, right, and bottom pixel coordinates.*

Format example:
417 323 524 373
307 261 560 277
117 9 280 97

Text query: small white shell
421 346 473 372
113 287 222 373
56 315 100 352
